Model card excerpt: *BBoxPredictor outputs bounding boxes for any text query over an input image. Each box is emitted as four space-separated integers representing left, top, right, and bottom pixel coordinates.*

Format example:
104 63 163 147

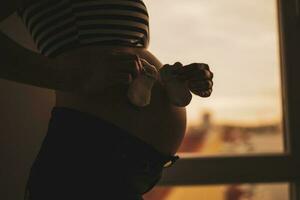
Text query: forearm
0 32 89 94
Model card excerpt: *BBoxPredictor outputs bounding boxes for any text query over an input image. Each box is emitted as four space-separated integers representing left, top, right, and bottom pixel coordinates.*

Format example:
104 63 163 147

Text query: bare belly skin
54 45 186 155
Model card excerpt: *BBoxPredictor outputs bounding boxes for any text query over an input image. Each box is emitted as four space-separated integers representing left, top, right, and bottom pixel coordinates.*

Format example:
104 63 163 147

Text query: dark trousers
25 106 179 200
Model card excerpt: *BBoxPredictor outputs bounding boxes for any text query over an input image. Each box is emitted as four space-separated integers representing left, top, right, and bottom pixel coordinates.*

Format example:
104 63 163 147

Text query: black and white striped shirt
17 0 149 57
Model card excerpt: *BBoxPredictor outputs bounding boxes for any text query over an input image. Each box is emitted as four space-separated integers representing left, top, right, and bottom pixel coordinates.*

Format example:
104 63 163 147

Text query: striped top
17 0 149 57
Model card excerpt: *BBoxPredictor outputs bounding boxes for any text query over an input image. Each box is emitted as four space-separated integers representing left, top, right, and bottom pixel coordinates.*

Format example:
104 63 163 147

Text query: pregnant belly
55 46 187 155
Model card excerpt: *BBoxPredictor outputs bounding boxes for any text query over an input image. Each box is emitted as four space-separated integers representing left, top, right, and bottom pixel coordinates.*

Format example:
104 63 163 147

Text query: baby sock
127 60 192 107
127 59 158 107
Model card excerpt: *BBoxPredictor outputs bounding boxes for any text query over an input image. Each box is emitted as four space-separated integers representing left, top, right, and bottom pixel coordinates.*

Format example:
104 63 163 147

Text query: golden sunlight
145 0 281 127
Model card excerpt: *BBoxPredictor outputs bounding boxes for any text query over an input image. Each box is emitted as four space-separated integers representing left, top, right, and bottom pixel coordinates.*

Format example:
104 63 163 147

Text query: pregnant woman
0 0 214 199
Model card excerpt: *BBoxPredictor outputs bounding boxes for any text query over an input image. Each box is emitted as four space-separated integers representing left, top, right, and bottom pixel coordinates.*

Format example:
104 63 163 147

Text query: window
144 183 289 200
143 0 300 199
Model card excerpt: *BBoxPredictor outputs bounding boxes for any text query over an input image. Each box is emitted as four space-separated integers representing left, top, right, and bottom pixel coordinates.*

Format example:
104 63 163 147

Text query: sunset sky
144 0 282 126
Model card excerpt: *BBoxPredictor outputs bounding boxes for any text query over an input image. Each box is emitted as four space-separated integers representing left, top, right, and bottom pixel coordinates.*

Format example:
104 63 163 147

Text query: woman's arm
0 0 92 93
0 31 91 93
0 30 142 96
0 1 143 96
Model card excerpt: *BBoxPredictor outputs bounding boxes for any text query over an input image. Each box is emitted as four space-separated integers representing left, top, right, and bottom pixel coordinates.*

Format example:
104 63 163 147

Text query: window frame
156 0 300 199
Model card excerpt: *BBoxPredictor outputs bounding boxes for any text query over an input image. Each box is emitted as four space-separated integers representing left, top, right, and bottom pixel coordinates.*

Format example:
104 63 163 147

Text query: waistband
50 106 179 168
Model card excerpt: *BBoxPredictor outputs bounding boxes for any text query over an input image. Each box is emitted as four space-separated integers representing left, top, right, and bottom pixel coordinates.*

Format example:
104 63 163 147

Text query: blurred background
0 0 287 199
143 0 287 199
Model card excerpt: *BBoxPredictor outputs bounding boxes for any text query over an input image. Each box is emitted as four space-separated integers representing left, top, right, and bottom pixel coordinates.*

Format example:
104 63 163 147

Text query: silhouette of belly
55 45 187 155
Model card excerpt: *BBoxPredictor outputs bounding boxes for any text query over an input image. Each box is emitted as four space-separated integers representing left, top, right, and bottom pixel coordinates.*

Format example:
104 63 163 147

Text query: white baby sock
127 60 192 107
127 58 158 107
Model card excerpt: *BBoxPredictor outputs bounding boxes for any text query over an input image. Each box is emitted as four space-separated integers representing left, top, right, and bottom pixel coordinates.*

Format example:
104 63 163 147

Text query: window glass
144 0 283 155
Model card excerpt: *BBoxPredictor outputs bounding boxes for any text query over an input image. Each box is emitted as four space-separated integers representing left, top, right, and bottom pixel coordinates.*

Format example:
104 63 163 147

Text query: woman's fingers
188 80 213 90
188 78 213 97
179 69 213 81
199 89 213 97
174 62 183 68
190 88 213 97
175 63 213 81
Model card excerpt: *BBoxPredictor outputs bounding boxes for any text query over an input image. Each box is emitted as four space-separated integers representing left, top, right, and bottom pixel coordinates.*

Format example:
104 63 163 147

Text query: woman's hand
173 62 214 97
